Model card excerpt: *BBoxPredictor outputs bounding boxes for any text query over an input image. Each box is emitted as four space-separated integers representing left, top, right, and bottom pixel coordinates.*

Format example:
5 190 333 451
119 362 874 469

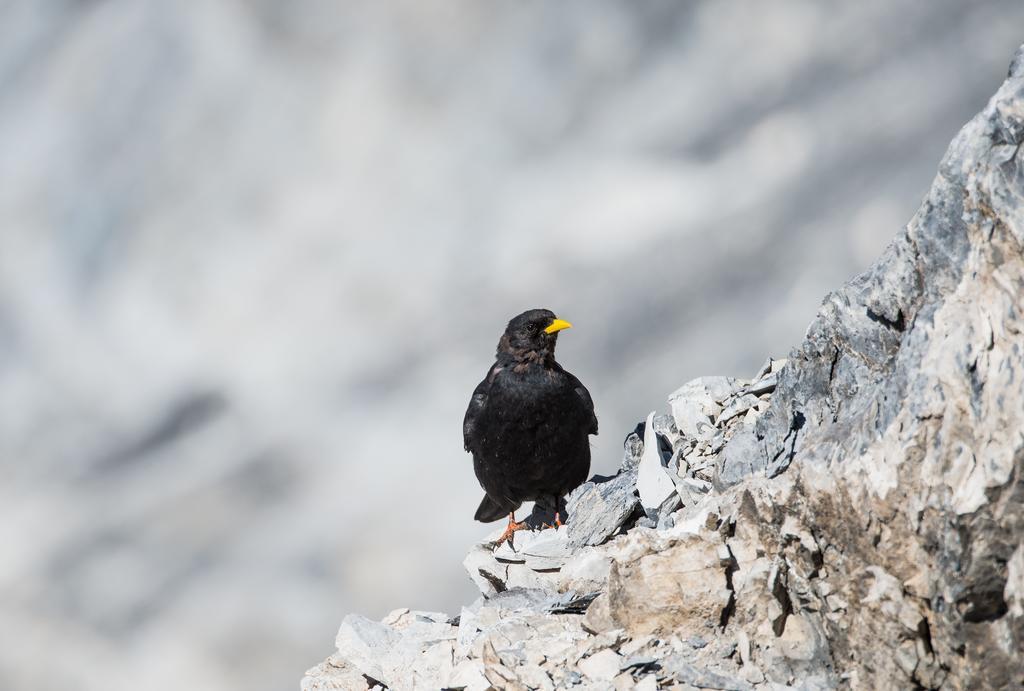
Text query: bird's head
497 308 573 362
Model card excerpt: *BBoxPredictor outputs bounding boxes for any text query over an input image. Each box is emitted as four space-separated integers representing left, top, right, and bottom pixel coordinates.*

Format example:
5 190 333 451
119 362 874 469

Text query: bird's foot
541 512 563 531
494 514 530 549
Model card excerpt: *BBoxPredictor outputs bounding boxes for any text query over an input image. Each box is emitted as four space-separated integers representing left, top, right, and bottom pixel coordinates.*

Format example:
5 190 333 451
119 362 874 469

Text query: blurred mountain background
1 2 1021 690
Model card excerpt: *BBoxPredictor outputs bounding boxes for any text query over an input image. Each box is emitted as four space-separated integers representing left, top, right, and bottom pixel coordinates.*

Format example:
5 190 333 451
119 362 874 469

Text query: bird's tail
474 494 518 523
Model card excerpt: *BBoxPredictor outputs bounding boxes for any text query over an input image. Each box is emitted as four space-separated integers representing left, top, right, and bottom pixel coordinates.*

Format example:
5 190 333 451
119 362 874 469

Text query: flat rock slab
659 656 755 691
578 648 622 681
334 615 402 680
492 527 572 569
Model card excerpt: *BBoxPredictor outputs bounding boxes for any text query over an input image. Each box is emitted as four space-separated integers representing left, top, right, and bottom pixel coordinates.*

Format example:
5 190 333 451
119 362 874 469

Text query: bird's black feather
474 493 518 522
463 364 498 452
463 309 597 523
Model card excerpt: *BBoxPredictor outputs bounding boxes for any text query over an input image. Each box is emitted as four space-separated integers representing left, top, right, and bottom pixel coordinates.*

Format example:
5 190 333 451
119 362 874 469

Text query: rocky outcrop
302 45 1024 691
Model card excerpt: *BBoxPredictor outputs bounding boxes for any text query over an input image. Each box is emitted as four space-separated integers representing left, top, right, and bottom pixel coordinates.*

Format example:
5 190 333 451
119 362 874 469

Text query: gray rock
714 425 763 490
706 431 727 456
622 431 645 470
480 587 560 613
668 377 743 438
306 45 1024 691
560 670 582 686
333 615 402 681
578 648 622 681
744 372 778 396
492 528 572 570
635 515 657 529
658 656 754 691
463 545 508 597
301 654 371 691
621 655 659 673
637 412 678 511
710 41 1024 690
1006 545 1024 618
547 591 601 615
669 474 699 508
718 394 760 425
566 470 640 548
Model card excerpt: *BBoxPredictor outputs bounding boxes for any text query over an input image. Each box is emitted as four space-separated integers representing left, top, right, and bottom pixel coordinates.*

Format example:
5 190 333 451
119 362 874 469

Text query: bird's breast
485 371 585 429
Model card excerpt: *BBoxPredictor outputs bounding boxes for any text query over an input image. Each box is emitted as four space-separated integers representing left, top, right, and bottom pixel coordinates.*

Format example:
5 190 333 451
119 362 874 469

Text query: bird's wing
463 363 501 452
565 371 599 435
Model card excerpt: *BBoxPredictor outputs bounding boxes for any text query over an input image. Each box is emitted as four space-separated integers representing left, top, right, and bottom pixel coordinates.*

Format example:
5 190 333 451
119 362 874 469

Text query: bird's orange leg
495 512 529 548
542 495 563 531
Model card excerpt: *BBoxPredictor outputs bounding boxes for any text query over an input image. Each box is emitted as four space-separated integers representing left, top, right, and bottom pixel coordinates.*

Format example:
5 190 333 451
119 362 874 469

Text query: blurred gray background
1 1 1021 690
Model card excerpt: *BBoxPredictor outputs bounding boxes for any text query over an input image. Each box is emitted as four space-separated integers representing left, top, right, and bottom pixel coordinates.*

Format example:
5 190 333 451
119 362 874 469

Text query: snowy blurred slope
0 2 1021 690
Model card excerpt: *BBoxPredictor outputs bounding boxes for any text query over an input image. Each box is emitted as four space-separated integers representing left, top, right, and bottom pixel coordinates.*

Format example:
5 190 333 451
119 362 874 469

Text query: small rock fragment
622 430 644 469
1005 544 1024 617
745 372 778 396
566 470 641 548
714 425 764 490
718 394 760 425
463 546 508 596
738 664 765 685
652 413 679 440
547 591 601 615
582 593 616 634
717 543 733 566
621 655 659 674
718 641 737 659
301 655 371 691
668 377 742 438
735 630 751 666
481 641 520 689
334 615 401 681
634 674 659 691
517 663 554 691
659 655 754 691
826 594 849 612
894 640 919 677
612 672 637 691
578 648 622 681
618 635 655 657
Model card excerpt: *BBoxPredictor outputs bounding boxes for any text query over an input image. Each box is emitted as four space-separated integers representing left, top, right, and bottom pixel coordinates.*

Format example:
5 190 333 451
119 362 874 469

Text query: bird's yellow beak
544 318 573 334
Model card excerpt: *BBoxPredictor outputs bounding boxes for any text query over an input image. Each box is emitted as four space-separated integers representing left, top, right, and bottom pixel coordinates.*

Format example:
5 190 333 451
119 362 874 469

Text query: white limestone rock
636 411 677 512
304 46 1024 691
669 377 743 438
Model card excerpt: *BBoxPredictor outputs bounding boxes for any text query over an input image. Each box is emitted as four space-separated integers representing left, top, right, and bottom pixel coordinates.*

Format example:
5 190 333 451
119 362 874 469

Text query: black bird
463 308 598 545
